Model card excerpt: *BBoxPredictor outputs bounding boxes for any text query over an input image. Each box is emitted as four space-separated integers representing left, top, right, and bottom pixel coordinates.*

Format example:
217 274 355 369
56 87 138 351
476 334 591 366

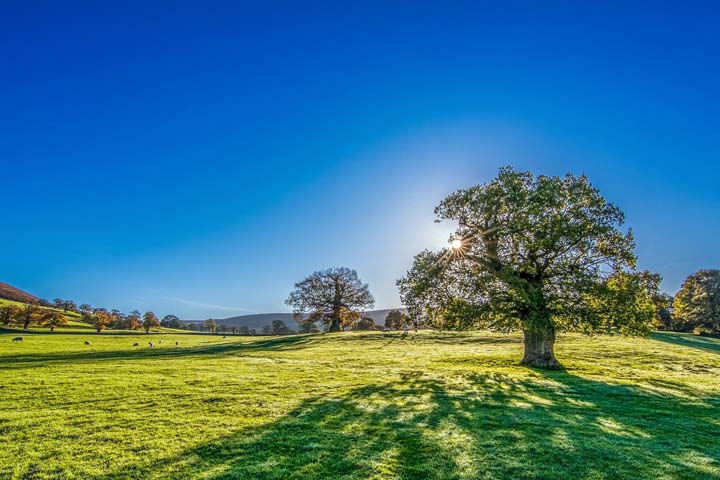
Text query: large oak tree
398 167 653 368
286 267 374 332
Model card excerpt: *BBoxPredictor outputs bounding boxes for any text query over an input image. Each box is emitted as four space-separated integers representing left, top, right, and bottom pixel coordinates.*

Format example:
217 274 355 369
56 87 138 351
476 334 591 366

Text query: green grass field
1 331 718 479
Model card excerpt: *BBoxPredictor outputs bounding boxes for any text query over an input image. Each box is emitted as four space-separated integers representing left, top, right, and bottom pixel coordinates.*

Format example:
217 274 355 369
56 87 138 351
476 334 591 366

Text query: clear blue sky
2 1 719 319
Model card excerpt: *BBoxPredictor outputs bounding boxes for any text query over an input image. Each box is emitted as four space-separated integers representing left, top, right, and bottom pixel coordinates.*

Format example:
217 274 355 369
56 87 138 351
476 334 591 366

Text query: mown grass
0 331 718 479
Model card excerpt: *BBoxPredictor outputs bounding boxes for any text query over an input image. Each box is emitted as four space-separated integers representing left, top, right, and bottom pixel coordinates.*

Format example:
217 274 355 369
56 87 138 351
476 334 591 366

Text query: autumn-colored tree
286 267 374 332
41 310 68 331
142 311 160 333
92 310 111 332
126 310 142 330
398 167 648 368
0 304 20 326
21 304 40 329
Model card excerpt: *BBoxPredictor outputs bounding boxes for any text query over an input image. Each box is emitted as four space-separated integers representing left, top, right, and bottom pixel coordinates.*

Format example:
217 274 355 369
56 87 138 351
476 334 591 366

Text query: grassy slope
0 331 718 480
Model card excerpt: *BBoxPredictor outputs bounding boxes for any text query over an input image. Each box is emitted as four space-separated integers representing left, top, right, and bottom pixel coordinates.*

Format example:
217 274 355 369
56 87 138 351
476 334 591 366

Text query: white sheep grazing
84 340 91 346
132 342 139 347
12 336 24 342
148 341 155 348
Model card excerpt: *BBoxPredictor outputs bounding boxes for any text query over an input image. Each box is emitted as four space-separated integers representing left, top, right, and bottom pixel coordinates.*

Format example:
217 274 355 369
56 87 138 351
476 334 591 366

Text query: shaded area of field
651 331 720 354
1 331 719 479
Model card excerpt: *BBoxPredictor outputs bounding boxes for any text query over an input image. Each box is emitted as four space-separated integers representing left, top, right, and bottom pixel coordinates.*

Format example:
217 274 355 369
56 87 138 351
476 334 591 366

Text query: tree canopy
398 167 653 368
673 269 720 334
286 267 374 332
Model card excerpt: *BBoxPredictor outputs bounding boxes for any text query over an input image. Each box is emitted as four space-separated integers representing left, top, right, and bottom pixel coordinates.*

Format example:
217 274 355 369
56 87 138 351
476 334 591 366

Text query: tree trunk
521 329 562 369
328 319 341 332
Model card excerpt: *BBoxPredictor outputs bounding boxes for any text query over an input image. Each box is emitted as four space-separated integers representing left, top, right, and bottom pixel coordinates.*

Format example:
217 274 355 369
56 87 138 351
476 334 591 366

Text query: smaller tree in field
78 304 92 315
41 310 68 331
0 304 20 326
352 317 376 331
203 319 216 333
270 319 294 335
92 310 111 332
384 310 407 330
142 312 160 333
286 267 374 332
126 310 142 330
21 304 40 329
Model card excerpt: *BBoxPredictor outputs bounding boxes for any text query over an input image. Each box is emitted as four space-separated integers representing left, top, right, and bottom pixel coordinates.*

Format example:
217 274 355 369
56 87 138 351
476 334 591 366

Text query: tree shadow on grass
87 370 719 480
650 332 720 354
0 334 320 368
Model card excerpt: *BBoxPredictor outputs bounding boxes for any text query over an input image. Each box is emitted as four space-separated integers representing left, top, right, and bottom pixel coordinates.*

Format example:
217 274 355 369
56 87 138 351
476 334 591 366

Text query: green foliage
0 331 718 479
398 167 649 367
203 319 216 333
352 316 376 331
142 311 160 333
384 309 409 330
673 269 720 333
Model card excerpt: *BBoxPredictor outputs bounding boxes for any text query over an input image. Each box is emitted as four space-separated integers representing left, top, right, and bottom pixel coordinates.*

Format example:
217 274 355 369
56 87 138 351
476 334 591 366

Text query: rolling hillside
186 308 408 330
0 281 39 304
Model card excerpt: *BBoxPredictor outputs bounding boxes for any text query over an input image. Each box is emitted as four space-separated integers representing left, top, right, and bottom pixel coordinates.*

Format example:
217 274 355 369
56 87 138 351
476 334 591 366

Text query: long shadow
0 334 320 368
650 331 720 354
84 371 719 480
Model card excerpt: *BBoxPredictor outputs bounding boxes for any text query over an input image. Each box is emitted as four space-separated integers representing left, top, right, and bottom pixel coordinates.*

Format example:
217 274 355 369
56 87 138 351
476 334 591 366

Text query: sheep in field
132 342 139 347
12 336 24 342
84 340 92 346
175 341 179 346
148 341 155 348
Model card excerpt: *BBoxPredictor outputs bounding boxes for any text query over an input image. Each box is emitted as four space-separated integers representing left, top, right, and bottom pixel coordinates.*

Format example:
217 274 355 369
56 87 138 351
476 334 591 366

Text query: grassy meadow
0 330 718 479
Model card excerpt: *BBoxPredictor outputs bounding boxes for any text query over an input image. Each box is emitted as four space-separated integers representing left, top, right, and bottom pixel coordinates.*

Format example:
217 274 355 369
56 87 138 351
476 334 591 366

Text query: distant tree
53 298 64 309
92 310 111 332
286 267 374 332
384 310 407 330
21 304 40 329
261 325 273 335
142 312 160 333
203 319 217 333
631 270 675 330
0 304 20 326
352 316 376 331
78 304 92 315
250 328 257 336
219 324 228 334
109 310 126 329
126 310 142 330
398 167 645 368
187 322 198 332
41 310 68 331
161 314 182 329
37 298 52 307
673 270 720 334
64 300 77 313
270 319 294 335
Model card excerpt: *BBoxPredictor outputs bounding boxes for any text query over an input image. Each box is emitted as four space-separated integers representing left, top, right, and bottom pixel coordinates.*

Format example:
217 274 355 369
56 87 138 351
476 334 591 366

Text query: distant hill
0 281 39 304
185 308 407 330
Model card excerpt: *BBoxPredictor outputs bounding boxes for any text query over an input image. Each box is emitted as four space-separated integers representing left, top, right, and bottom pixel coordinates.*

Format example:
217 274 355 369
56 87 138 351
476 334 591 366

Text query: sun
450 238 463 250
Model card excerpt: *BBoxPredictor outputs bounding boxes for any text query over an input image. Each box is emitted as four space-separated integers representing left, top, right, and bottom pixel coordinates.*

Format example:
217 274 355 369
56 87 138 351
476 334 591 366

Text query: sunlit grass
0 330 718 479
